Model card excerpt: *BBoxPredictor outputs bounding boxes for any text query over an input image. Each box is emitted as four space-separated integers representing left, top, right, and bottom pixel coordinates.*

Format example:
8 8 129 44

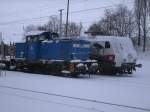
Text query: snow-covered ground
0 58 150 112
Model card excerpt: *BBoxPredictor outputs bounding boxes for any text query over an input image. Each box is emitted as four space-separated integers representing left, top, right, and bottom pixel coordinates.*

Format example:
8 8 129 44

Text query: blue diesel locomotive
12 31 98 77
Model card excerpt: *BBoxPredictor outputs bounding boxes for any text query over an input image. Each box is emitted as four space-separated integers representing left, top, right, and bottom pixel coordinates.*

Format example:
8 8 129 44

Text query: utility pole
143 0 147 52
65 0 70 38
0 32 2 58
0 32 4 60
59 9 64 38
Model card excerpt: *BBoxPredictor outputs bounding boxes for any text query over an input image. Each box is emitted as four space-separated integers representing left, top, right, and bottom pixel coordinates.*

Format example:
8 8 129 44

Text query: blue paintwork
16 39 91 62
71 40 91 61
40 41 61 60
41 39 90 61
26 42 40 61
16 43 26 59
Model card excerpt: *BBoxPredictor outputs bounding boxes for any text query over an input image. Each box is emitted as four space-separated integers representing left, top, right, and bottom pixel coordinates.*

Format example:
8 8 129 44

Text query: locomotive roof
82 36 129 42
25 31 58 36
25 31 45 36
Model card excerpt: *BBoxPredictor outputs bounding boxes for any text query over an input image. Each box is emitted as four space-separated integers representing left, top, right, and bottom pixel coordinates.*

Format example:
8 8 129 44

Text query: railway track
0 90 104 112
0 85 150 112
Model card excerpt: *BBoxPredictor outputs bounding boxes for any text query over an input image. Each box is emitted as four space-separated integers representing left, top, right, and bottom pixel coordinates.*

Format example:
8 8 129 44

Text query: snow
0 56 150 112
83 36 138 65
117 37 138 61
70 59 81 63
25 30 45 36
61 70 71 74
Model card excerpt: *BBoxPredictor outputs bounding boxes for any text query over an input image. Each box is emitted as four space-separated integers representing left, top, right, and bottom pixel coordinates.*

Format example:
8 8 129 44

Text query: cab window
105 41 110 48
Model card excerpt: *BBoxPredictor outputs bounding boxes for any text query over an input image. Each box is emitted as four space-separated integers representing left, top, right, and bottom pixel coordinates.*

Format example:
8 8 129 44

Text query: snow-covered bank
138 51 150 61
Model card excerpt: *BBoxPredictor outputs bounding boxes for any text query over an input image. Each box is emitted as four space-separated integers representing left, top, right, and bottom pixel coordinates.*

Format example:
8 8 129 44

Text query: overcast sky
0 0 134 43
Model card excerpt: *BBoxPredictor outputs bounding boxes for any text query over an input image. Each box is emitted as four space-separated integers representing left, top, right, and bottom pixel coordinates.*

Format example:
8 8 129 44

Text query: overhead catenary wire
1 0 90 17
0 1 134 26
0 15 57 26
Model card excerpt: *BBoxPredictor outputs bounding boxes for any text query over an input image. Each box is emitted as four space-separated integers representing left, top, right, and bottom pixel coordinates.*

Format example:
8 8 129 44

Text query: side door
26 42 39 61
60 41 71 61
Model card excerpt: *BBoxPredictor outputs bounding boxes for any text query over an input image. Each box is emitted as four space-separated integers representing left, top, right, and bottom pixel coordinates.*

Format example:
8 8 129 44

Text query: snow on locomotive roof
25 30 46 36
83 36 129 42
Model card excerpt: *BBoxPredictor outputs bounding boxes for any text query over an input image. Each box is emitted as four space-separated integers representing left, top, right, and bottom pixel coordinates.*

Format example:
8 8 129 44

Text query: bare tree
135 0 142 46
65 22 83 37
42 16 83 37
112 5 135 37
45 16 59 33
135 0 150 52
25 16 83 38
88 5 135 37
87 22 106 36
141 0 147 52
24 24 38 33
141 0 150 52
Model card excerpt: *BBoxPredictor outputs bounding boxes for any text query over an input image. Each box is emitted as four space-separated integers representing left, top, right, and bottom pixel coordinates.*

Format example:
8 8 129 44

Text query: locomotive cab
25 31 59 43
